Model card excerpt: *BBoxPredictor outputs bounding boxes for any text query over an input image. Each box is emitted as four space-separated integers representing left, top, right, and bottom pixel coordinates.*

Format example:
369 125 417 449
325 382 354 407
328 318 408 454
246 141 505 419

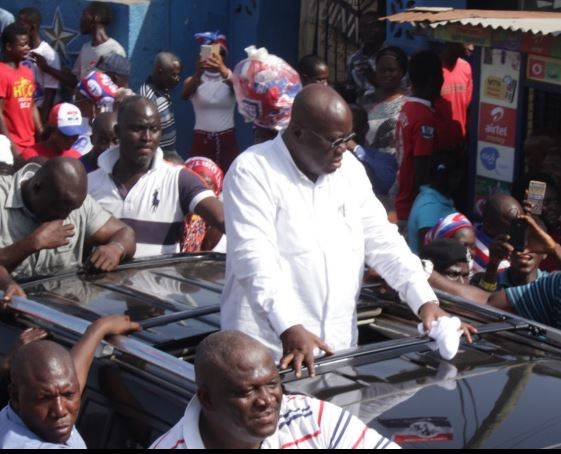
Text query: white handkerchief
418 316 462 360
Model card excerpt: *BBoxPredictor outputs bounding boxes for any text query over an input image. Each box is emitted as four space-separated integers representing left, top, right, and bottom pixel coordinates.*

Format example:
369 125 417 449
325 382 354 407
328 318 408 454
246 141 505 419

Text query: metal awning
383 7 561 37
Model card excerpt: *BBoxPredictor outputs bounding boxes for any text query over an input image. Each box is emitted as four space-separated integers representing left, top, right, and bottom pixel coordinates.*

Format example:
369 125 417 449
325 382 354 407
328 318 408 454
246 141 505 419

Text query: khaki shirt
0 164 111 279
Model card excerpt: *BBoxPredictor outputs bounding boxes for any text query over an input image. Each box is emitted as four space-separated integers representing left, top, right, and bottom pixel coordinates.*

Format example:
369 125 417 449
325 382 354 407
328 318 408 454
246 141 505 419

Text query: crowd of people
0 2 560 449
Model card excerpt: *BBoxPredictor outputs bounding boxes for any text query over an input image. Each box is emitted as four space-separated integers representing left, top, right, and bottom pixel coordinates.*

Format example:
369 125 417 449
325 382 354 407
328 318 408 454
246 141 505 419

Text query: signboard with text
476 142 516 183
478 102 517 147
480 48 521 108
527 54 561 86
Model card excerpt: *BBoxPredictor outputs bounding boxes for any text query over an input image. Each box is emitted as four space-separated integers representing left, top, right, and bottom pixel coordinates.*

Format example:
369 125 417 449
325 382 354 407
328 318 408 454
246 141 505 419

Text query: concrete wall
1 0 301 156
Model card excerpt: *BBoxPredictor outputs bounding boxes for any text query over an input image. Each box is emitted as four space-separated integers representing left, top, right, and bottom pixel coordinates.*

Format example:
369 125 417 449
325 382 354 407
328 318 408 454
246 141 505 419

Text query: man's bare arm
84 217 136 272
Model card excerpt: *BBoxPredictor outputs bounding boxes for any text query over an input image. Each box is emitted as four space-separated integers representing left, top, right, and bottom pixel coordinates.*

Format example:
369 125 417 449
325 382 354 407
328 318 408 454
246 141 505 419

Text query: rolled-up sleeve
223 162 301 336
353 160 437 316
83 194 112 237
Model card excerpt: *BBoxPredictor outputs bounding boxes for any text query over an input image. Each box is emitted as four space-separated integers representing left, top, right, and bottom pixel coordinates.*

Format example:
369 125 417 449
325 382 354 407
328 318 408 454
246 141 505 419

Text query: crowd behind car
0 2 560 449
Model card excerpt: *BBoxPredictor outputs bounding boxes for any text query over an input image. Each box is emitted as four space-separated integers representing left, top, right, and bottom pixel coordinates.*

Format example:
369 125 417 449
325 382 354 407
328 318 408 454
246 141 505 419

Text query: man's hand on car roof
82 242 126 274
419 302 478 344
280 325 334 379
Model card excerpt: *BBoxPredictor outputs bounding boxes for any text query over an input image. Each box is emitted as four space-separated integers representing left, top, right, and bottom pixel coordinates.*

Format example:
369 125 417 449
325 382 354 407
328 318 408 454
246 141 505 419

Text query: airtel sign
478 102 516 148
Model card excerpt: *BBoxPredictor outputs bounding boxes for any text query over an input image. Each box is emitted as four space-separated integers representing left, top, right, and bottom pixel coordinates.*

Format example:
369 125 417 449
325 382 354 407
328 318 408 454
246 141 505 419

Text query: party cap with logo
48 103 85 136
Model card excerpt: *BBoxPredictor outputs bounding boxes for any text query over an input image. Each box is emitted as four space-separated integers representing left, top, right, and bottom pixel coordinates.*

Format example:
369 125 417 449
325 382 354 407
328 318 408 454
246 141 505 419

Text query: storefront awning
383 7 561 37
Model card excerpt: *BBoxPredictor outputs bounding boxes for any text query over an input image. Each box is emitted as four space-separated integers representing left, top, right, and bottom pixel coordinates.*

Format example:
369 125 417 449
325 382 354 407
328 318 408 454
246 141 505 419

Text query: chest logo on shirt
420 126 435 140
13 77 34 108
152 190 160 211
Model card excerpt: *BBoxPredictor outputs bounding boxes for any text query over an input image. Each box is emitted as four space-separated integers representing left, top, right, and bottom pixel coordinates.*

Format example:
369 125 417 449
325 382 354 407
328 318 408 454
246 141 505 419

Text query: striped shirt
88 146 214 258
139 78 176 152
506 272 561 328
472 226 510 274
150 394 399 449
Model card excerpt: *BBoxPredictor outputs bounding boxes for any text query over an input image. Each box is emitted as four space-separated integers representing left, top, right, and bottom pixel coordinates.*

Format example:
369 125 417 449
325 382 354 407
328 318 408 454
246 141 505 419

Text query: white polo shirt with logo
88 147 214 258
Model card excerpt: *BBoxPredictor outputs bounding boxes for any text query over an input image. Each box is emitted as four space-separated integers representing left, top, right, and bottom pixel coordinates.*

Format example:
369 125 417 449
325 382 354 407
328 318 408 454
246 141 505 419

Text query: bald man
221 85 476 378
0 315 140 448
472 194 524 274
151 330 398 449
0 157 135 278
139 52 182 158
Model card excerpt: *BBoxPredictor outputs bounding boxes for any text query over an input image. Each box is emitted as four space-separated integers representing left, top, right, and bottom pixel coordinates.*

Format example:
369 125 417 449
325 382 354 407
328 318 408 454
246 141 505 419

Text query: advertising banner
480 48 521 108
478 102 517 148
527 54 561 86
476 142 516 183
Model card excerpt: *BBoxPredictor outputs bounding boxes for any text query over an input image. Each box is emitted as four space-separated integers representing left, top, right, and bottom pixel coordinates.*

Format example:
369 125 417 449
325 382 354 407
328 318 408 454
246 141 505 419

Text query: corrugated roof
383 7 561 36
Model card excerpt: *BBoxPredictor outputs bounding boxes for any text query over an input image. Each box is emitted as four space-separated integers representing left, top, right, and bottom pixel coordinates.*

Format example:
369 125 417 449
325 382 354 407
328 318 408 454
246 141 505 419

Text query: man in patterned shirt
139 52 182 162
150 331 399 449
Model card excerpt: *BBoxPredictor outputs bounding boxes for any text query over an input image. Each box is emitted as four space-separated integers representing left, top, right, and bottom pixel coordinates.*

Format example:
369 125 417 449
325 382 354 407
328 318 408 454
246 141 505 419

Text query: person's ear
197 386 214 411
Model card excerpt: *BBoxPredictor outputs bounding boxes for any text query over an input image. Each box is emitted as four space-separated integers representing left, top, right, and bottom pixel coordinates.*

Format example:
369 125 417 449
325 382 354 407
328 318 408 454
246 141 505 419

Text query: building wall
1 0 301 155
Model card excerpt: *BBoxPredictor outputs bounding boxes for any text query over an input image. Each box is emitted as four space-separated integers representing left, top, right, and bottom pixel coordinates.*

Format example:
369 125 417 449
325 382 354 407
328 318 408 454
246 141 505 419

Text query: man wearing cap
20 103 84 160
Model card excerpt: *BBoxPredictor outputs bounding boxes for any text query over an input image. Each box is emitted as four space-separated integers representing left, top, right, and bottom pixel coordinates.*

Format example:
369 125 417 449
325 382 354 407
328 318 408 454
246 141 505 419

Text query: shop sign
478 103 517 147
522 34 553 57
476 141 516 183
474 176 512 218
527 54 561 86
491 30 522 51
433 24 491 47
480 48 521 108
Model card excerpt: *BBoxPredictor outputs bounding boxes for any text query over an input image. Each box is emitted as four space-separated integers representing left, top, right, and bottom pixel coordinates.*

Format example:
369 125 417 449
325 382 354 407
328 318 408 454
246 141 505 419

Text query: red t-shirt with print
20 142 82 160
395 98 437 221
0 63 35 150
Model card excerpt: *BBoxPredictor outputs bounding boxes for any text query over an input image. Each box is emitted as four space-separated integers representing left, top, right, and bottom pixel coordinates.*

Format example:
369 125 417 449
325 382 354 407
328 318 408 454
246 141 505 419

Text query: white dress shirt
221 134 438 359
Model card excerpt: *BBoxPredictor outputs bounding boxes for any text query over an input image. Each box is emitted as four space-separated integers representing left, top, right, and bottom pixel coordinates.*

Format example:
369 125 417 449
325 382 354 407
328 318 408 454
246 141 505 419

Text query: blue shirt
506 272 561 329
407 185 455 254
354 145 397 196
497 269 549 289
0 404 86 449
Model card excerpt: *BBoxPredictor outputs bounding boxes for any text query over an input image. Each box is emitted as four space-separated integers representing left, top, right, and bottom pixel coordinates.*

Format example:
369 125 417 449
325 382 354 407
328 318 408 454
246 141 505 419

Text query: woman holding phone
182 32 238 172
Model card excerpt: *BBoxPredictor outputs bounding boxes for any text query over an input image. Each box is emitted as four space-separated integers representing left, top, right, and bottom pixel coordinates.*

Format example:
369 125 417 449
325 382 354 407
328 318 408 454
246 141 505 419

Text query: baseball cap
97 54 131 77
48 103 85 136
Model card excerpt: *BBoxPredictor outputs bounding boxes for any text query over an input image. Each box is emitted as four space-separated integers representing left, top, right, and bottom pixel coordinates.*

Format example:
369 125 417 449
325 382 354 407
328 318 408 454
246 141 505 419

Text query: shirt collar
5 163 41 213
182 395 206 449
98 146 166 175
407 96 433 108
276 133 328 186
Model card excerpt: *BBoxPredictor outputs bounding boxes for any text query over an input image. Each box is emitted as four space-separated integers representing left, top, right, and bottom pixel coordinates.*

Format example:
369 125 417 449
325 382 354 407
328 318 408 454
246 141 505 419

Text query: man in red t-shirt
0 23 42 156
434 43 473 152
21 103 84 160
395 50 444 225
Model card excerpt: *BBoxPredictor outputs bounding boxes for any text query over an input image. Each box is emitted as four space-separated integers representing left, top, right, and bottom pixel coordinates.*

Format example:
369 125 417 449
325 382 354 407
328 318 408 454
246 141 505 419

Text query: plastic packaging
233 46 302 131
78 70 119 112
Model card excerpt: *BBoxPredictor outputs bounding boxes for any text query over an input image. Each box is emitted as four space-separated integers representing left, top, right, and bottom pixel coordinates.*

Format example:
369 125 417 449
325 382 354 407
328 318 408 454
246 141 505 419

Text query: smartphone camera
509 219 528 252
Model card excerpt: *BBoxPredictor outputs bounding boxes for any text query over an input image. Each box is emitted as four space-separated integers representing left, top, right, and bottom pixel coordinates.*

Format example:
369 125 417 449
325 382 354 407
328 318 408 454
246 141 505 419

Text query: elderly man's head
195 331 283 449
116 96 161 169
22 158 88 222
10 341 81 444
152 52 182 91
285 85 354 182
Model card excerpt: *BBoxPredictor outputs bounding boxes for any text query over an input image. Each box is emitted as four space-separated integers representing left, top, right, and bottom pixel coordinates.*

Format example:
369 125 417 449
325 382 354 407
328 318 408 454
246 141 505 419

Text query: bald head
153 52 182 90
24 158 88 222
195 331 274 387
11 340 75 385
482 194 522 237
290 84 350 132
285 85 353 181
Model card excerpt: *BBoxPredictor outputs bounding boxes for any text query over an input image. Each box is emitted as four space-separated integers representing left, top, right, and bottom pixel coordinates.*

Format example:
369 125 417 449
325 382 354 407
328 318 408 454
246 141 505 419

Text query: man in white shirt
221 84 476 378
88 96 225 258
150 330 399 449
17 7 61 122
30 2 126 89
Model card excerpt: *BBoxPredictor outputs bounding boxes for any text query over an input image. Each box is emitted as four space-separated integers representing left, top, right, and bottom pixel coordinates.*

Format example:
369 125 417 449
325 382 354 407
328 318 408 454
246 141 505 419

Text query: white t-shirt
72 38 126 79
191 71 235 132
23 40 61 108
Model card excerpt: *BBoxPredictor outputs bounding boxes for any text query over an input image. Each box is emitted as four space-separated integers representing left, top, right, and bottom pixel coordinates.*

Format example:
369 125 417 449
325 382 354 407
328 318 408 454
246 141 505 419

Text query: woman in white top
182 35 238 172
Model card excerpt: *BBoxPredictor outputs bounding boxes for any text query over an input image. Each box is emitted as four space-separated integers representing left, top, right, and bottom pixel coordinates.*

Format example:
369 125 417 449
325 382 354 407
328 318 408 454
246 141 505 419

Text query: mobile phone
200 45 213 60
211 43 221 57
509 218 528 252
527 180 547 215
